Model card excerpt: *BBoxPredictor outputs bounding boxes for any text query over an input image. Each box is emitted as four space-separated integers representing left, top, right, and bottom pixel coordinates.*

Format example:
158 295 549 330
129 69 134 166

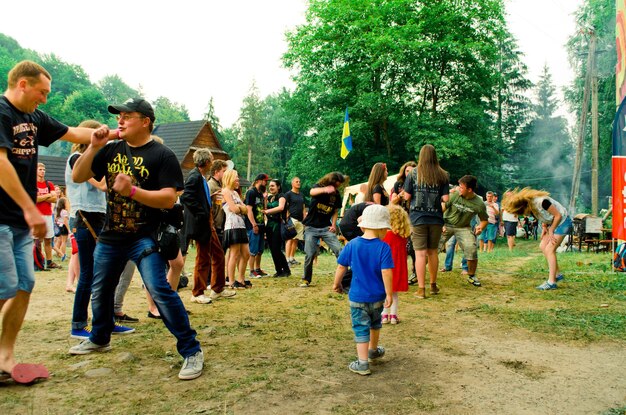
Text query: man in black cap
69 97 204 380
245 173 269 277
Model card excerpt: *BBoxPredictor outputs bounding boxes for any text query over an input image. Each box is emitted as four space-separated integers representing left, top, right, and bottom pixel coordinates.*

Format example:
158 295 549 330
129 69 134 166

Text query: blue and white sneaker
70 327 92 339
536 281 557 290
556 273 564 282
112 323 135 335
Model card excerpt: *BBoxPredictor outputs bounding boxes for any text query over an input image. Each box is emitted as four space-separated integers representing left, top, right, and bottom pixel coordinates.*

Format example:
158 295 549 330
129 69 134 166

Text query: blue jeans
90 237 200 358
0 225 35 299
443 236 468 272
303 226 343 283
72 224 99 330
350 300 384 343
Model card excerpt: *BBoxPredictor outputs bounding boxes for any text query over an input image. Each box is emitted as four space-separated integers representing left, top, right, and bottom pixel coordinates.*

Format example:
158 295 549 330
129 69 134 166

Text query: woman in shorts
502 188 572 290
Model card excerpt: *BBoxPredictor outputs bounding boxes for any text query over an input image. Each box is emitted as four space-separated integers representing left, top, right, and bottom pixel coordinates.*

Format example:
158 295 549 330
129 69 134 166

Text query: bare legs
0 291 30 373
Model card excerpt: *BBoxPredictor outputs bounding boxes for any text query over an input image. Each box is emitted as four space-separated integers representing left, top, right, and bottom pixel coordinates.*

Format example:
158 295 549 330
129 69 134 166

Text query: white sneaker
178 350 204 380
190 294 212 304
69 339 111 355
209 289 237 301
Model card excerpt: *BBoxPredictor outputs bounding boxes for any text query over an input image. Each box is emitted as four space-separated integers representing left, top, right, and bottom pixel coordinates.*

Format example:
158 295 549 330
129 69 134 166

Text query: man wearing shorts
245 173 269 277
284 177 306 265
36 162 61 269
0 60 103 381
440 175 488 287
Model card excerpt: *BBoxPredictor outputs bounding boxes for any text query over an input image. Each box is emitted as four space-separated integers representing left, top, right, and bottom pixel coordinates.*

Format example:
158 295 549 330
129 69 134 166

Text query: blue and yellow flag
341 107 352 159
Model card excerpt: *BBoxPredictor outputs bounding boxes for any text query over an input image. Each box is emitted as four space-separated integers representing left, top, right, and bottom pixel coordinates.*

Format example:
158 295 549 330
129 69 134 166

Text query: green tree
203 97 222 135
283 0 520 190
236 82 276 180
97 74 140 104
565 0 615 210
512 66 572 197
152 96 190 124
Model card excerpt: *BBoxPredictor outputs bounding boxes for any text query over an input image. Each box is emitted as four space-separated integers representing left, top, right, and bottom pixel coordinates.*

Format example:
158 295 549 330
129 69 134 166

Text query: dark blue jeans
71 224 98 330
90 237 200 358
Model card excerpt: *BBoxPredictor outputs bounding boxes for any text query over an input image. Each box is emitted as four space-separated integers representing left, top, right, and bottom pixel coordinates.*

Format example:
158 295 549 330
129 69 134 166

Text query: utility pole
591 48 599 216
569 30 597 216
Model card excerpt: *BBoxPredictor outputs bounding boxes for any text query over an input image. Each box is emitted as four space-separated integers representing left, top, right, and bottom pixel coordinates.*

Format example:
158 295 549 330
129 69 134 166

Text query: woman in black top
263 180 291 277
364 162 389 205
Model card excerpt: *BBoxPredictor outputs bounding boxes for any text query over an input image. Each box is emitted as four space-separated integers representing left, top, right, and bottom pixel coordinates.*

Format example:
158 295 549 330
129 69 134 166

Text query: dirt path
2 253 625 414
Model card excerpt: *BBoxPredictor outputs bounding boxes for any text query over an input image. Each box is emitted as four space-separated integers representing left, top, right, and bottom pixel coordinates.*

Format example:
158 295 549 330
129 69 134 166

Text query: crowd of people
0 60 574 383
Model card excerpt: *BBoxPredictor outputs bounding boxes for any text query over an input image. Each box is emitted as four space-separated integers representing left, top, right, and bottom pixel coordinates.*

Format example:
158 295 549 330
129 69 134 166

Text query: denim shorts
350 300 384 343
248 227 265 256
483 223 498 242
554 216 573 236
0 225 36 299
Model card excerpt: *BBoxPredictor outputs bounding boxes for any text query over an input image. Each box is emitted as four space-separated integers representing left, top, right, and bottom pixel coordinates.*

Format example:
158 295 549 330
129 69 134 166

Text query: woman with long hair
53 196 70 260
364 162 389 205
263 179 291 277
403 144 449 299
502 188 572 290
221 169 251 289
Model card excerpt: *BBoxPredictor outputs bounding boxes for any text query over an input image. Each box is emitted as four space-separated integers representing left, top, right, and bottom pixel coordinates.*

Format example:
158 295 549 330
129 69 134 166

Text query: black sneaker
467 276 481 287
115 314 139 323
408 273 418 285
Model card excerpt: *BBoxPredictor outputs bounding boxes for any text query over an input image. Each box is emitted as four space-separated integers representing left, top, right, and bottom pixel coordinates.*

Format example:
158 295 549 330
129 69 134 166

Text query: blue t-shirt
337 237 394 303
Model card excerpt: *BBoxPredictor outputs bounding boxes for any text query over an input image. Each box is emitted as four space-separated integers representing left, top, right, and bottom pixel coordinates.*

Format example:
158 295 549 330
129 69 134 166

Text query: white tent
340 174 400 216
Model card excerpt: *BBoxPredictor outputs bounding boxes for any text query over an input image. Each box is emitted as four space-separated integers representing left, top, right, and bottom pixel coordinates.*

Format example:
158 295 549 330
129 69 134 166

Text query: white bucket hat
358 204 391 229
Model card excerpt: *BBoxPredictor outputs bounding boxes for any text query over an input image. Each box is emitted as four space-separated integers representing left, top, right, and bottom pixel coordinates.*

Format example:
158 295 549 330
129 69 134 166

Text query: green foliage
232 82 278 181
565 0 615 210
152 96 190 124
97 74 140 104
511 66 573 198
283 0 530 191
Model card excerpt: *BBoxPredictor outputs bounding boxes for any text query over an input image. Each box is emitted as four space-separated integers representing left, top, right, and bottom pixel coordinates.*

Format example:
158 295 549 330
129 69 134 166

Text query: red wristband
129 186 137 199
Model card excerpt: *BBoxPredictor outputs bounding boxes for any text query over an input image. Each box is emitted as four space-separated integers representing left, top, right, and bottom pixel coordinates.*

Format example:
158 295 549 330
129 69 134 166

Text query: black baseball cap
108 98 155 122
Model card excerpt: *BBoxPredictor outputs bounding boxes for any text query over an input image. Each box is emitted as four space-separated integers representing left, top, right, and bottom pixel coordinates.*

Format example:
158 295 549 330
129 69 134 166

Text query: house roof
39 155 67 187
152 120 229 164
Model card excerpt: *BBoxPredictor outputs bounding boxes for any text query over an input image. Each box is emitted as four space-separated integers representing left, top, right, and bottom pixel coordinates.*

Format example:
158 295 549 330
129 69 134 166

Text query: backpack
33 240 46 271
613 243 626 272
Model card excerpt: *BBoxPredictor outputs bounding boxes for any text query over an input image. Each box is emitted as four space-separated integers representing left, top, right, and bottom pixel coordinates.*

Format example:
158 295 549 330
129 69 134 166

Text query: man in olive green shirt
440 175 488 286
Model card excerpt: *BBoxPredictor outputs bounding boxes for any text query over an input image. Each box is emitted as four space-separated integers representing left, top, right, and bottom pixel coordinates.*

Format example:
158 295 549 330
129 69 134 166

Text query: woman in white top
502 188 572 290
221 169 251 289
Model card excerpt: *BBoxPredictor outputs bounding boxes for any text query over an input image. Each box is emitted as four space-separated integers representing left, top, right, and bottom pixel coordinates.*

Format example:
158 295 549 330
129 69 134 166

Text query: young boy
333 204 394 375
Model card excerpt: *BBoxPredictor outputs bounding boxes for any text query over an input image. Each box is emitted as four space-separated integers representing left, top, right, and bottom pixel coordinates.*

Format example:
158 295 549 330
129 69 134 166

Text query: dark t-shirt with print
284 190 305 221
91 140 183 244
302 185 342 229
0 96 68 227
244 186 265 230
403 170 449 226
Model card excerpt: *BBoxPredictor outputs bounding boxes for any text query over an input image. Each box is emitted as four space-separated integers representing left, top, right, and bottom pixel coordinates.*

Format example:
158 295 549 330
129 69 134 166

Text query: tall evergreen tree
512 65 572 197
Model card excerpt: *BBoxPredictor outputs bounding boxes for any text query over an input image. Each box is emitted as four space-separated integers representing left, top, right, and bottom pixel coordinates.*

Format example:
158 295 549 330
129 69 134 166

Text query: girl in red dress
382 205 411 324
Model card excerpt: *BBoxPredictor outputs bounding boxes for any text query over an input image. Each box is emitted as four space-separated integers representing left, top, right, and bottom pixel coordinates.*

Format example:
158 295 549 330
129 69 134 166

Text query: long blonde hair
387 204 411 238
501 187 550 216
